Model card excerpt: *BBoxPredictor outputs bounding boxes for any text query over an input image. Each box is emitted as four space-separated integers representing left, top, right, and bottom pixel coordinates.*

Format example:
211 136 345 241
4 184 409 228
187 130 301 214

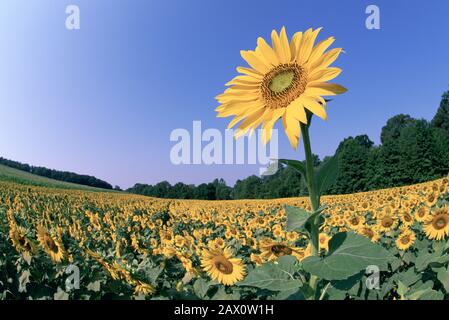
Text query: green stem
300 123 320 254
300 122 321 299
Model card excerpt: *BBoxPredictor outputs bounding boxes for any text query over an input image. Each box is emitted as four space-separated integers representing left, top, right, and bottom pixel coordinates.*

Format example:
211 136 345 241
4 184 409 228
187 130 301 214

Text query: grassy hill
0 164 113 192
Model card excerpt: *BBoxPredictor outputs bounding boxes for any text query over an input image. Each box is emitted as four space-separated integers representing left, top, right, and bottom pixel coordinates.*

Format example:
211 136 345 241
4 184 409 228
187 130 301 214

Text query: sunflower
346 214 365 230
134 281 155 296
36 225 65 262
395 229 416 251
259 239 304 261
318 233 330 252
356 225 380 243
376 214 398 233
423 207 449 241
216 27 346 148
200 247 246 286
399 211 414 226
415 206 430 222
9 225 34 254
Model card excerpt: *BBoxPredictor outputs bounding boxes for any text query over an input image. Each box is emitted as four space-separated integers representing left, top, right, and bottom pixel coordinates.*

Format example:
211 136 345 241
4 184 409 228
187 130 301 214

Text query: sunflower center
45 236 59 253
400 236 411 244
350 217 359 225
269 71 295 93
214 256 234 275
271 244 292 256
382 217 394 228
403 214 412 222
363 228 374 238
261 63 308 109
432 215 448 230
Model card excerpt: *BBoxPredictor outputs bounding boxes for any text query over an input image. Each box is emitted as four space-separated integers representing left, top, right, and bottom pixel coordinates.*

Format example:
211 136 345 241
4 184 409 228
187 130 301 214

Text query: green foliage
315 155 339 196
0 157 113 189
0 164 110 192
237 256 302 292
302 232 393 281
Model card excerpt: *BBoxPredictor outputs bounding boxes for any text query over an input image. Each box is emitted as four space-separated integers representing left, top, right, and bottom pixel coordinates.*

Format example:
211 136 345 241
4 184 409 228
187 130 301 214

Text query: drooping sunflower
36 225 65 263
395 229 416 251
259 239 305 262
216 27 347 148
423 207 449 241
9 225 34 254
200 247 246 286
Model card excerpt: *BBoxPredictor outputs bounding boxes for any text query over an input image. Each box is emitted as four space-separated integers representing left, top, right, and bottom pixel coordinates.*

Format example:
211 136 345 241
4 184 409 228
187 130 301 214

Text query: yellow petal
271 29 287 64
308 67 342 83
240 50 270 74
236 66 263 78
306 83 347 96
282 111 301 149
289 32 303 62
256 37 279 66
226 75 261 86
307 37 335 66
310 48 343 71
301 96 327 120
279 27 291 62
261 108 284 144
296 28 321 64
286 98 308 124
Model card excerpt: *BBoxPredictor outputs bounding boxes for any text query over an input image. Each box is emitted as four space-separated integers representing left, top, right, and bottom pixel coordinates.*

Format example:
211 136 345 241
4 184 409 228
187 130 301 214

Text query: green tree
332 135 374 194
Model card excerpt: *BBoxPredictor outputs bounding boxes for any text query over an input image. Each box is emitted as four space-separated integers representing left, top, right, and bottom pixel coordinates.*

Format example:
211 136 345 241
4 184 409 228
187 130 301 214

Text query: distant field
0 164 112 192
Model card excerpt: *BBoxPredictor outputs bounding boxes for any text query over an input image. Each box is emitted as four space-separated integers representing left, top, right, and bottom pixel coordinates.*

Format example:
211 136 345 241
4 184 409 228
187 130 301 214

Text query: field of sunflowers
1 175 449 300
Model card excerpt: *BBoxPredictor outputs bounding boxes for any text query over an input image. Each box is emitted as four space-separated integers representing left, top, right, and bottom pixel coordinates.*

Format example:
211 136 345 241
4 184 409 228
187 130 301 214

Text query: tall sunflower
423 207 449 241
215 27 346 148
200 247 246 286
36 225 65 263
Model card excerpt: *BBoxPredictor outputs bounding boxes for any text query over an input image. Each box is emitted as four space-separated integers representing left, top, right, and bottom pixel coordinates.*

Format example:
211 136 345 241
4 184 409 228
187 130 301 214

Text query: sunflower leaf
285 205 310 232
278 159 307 182
315 155 339 196
302 232 393 281
437 267 449 292
237 256 301 291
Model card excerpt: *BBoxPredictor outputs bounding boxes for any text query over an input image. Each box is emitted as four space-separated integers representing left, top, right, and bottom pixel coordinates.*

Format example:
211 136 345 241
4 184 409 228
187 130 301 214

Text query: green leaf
302 232 393 281
398 268 420 287
315 155 339 195
237 256 301 292
437 267 449 292
210 287 240 300
285 205 310 232
396 280 408 296
278 159 307 181
193 278 210 299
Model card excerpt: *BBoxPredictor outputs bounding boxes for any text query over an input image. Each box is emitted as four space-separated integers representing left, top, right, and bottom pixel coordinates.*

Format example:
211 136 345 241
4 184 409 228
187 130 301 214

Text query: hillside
0 164 113 192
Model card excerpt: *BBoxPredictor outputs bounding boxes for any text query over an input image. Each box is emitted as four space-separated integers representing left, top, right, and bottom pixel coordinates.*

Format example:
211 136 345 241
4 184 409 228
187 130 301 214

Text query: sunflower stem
300 121 321 299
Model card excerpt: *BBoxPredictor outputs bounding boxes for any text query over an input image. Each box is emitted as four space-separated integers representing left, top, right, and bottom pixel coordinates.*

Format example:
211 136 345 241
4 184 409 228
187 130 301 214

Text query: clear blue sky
1 0 448 188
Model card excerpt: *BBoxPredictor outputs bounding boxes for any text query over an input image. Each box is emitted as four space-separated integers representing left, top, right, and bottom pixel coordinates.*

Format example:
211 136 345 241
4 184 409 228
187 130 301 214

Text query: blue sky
1 0 448 188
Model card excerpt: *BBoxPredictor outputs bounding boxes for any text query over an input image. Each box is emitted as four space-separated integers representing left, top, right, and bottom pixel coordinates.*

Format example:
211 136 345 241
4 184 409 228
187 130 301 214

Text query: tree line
0 157 113 190
127 90 449 199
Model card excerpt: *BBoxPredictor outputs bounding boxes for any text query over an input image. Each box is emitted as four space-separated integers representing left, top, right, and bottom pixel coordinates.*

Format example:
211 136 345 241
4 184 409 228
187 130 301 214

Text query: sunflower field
1 175 449 300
